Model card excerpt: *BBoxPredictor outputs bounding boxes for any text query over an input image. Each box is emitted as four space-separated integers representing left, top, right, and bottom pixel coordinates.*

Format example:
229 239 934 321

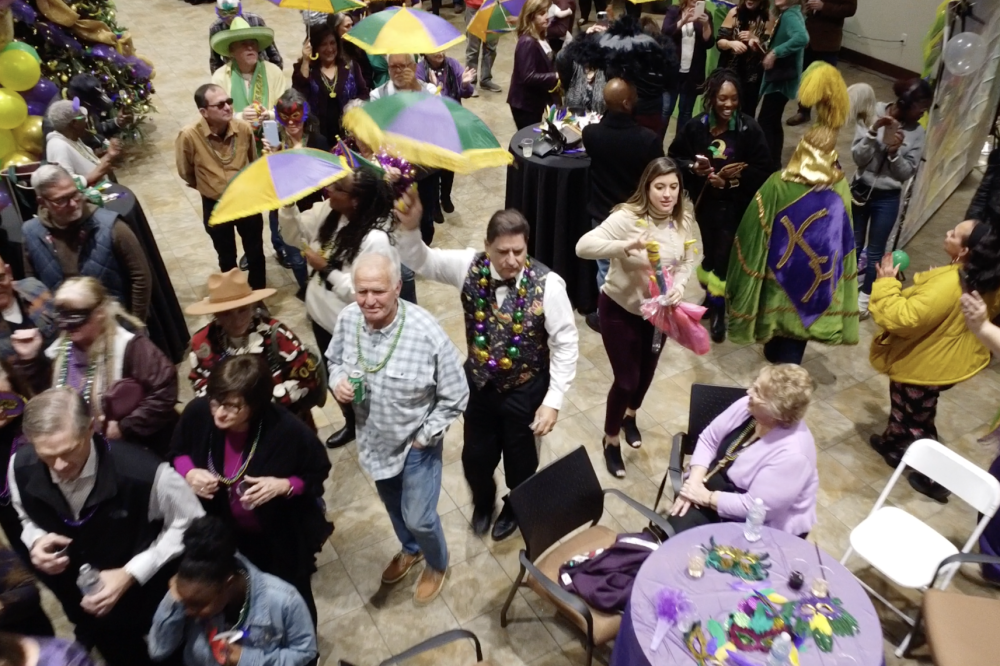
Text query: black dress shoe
491 503 518 541
276 248 292 269
471 509 492 536
869 434 904 468
585 311 600 333
710 304 726 343
239 254 249 271
908 472 951 503
441 196 455 214
326 424 355 449
433 206 444 224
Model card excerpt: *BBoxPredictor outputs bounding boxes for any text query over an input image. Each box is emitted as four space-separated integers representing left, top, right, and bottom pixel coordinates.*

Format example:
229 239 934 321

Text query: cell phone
596 10 607 26
262 119 280 148
693 1 706 18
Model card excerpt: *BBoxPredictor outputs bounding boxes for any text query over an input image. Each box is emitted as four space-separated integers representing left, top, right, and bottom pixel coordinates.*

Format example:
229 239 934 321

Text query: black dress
717 4 770 115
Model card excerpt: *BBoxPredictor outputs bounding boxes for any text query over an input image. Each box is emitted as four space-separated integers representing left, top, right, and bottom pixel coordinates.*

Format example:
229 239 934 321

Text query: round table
504 123 598 313
611 523 883 666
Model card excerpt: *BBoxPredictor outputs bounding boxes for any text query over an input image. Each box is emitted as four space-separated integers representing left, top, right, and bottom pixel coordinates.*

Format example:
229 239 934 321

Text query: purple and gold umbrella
467 0 524 41
208 148 350 226
343 7 465 55
343 92 511 173
266 0 365 12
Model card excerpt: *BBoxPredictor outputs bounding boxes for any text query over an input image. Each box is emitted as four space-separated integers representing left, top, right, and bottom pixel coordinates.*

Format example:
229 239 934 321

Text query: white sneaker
858 292 870 319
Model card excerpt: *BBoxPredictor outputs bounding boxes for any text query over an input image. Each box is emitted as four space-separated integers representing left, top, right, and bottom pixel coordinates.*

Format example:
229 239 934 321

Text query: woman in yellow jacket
868 219 1000 501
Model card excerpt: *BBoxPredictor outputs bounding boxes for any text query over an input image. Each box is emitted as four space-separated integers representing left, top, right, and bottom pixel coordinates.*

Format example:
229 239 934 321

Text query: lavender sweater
688 396 818 536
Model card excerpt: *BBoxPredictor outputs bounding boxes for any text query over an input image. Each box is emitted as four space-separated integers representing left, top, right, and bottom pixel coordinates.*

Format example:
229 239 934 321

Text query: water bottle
766 632 792 666
744 498 766 542
77 564 104 596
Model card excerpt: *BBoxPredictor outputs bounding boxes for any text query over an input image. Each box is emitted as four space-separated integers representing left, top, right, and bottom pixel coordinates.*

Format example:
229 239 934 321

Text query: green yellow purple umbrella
467 0 523 41
208 148 351 226
265 0 366 13
343 7 464 55
343 92 511 173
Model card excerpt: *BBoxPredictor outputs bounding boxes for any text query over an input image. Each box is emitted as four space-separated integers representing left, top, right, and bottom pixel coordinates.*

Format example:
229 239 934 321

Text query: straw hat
185 269 276 316
210 16 275 58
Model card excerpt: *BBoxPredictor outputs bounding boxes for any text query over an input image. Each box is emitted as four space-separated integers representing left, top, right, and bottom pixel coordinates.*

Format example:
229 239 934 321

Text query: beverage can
348 370 365 404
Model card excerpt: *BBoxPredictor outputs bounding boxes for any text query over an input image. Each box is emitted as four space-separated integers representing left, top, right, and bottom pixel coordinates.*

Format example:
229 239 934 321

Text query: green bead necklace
355 301 407 373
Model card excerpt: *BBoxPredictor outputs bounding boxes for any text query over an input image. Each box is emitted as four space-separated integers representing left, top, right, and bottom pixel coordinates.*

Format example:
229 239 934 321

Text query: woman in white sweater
576 157 696 477
278 166 413 448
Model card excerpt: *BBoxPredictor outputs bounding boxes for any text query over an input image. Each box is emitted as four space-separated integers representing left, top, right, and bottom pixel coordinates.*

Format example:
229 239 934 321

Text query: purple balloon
0 184 11 213
26 100 47 116
23 78 58 104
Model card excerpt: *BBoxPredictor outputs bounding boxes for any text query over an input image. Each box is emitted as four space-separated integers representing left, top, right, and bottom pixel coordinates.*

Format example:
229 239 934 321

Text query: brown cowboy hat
185 269 276 316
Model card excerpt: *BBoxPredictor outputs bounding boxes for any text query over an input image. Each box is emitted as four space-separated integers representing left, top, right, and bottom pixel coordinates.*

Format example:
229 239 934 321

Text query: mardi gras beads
473 256 532 372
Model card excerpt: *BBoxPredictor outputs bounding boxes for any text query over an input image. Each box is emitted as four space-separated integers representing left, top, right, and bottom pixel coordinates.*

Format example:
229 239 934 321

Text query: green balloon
891 250 910 271
2 42 41 64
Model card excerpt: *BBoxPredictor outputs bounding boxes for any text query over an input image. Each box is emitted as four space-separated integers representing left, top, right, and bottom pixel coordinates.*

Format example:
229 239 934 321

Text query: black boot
326 404 356 449
709 297 726 343
491 498 518 541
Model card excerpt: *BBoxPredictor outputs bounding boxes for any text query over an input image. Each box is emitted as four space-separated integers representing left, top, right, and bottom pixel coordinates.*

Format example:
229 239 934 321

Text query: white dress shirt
9 440 205 585
395 227 579 410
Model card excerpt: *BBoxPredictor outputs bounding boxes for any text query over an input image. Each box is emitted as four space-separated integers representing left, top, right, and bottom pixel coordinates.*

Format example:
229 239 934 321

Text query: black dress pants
757 93 790 173
462 372 549 516
416 173 441 245
201 196 266 289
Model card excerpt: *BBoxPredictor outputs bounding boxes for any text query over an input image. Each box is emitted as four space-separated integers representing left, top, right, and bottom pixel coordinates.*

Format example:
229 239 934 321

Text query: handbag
764 54 797 84
849 177 875 208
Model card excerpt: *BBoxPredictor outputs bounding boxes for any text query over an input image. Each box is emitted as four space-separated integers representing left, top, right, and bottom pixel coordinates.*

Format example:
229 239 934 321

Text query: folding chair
499 446 674 666
369 629 491 665
840 439 1000 657
917 553 1000 666
652 383 747 513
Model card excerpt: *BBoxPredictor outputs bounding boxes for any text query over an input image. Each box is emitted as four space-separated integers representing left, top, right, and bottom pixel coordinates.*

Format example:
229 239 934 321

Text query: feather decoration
797 62 850 131
725 651 759 666
649 587 695 652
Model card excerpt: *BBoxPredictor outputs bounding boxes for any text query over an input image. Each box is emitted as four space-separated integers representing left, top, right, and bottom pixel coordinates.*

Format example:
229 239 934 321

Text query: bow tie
492 277 517 289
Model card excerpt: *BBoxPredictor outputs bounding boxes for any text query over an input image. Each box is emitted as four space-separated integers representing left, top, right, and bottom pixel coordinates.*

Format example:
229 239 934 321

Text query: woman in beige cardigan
576 157 696 477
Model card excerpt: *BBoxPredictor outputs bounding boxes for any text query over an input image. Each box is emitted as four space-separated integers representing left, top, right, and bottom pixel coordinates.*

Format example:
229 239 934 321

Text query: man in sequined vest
395 192 579 541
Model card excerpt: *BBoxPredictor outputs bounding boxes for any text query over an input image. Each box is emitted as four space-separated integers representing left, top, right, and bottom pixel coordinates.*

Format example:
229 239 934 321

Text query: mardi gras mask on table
703 537 771 582
276 100 310 127
0 393 25 419
727 592 788 652
781 595 859 653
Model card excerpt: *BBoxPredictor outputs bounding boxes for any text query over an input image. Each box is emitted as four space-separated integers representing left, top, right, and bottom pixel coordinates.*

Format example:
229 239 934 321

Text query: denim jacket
148 555 317 666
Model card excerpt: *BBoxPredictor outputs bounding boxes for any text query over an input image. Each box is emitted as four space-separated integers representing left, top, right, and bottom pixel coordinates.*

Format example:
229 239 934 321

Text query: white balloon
943 31 987 77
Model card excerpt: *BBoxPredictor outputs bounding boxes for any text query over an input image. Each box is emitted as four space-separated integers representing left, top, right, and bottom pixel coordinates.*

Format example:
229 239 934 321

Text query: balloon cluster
0 40 51 170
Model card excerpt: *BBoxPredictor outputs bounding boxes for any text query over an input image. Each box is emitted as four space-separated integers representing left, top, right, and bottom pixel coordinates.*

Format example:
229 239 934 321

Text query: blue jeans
664 88 696 135
374 442 449 572
853 189 901 295
268 210 308 288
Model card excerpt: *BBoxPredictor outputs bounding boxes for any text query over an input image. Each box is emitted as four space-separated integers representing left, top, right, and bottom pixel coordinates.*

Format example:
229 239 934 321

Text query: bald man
581 78 664 331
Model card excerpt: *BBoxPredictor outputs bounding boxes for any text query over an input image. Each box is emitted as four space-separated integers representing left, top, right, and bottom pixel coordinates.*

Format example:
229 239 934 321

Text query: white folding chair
840 439 1000 657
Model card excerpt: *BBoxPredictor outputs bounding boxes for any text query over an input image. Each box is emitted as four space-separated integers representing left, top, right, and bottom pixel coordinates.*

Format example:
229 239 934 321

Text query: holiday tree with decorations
6 0 155 141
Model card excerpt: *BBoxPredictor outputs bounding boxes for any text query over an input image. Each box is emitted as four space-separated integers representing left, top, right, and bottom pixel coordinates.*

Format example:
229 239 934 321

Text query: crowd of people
2 0 999 663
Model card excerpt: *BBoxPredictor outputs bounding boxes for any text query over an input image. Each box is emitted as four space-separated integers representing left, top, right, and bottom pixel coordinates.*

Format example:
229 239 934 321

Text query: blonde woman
12 277 178 455
576 157 696 477
508 0 560 129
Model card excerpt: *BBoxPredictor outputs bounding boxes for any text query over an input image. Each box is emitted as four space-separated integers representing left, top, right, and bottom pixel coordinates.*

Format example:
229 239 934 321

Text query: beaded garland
57 339 96 405
471 256 533 372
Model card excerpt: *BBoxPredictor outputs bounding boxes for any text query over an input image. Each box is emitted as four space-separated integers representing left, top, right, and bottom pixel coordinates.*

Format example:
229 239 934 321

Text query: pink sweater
688 396 818 536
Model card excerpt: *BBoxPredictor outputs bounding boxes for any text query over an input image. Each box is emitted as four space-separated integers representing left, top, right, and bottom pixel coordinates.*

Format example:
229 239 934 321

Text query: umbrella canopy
208 148 351 226
343 92 511 173
343 7 465 55
266 0 365 12
466 0 523 41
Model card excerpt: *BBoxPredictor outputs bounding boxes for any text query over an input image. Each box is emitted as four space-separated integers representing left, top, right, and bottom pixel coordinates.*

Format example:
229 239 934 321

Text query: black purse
765 54 797 83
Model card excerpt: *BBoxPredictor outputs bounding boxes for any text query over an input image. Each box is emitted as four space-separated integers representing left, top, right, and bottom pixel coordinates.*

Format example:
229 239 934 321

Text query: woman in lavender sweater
669 364 819 537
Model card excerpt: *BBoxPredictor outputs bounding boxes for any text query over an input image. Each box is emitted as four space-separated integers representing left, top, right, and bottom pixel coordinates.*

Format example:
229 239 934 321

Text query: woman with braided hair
278 165 416 448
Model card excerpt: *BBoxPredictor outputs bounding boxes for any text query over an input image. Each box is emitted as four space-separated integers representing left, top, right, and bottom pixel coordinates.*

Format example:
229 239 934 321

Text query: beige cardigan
576 207 697 316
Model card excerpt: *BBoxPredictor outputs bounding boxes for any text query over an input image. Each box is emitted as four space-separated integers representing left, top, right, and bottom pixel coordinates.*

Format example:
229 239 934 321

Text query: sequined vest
461 254 550 392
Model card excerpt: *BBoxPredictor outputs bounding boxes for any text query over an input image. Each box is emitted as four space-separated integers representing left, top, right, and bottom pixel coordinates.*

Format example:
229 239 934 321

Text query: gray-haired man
326 247 469 606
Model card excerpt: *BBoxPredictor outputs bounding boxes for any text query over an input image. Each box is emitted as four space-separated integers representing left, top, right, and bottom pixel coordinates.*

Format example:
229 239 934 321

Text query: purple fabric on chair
610 523 883 666
558 532 659 613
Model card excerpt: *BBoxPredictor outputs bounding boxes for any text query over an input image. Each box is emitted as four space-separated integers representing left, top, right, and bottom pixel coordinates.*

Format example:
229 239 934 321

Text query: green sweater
760 6 810 101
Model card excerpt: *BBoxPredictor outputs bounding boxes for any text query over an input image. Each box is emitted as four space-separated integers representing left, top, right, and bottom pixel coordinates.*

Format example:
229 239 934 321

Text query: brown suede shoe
785 111 810 126
381 551 424 584
414 566 447 605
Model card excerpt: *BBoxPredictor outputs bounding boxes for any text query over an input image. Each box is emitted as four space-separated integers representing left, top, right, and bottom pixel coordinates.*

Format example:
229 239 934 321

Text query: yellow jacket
869 264 1000 385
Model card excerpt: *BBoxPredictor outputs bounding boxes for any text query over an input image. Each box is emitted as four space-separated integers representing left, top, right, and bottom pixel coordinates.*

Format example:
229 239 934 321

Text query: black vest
13 438 164 623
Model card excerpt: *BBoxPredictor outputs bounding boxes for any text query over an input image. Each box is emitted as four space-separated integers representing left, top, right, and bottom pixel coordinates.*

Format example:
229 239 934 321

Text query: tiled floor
51 0 1000 663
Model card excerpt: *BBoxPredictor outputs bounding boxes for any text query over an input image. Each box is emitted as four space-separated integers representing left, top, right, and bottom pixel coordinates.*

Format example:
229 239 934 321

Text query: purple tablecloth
611 523 883 666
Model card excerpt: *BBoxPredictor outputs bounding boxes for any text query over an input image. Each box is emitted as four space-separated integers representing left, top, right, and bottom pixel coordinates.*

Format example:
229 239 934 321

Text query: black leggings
757 92 789 173
697 199 740 279
511 107 539 131
578 0 606 22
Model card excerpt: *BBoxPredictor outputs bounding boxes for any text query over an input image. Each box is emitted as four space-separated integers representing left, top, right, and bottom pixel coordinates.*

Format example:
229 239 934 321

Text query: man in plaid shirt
327 247 469 606
209 0 284 74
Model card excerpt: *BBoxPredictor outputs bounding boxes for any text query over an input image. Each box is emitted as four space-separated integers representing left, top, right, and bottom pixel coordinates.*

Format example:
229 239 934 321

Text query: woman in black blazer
169 355 332 625
508 0 561 129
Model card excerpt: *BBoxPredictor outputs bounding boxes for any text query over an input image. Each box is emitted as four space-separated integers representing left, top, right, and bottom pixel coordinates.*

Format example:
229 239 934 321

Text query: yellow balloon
0 129 15 161
0 51 41 92
12 116 43 156
0 151 36 170
0 90 27 131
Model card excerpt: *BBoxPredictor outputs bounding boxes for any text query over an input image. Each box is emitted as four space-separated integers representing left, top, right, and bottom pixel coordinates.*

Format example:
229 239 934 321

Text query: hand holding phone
693 1 706 19
262 120 281 149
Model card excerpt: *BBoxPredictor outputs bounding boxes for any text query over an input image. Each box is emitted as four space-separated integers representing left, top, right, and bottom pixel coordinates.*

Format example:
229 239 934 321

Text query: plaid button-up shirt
209 12 284 74
327 301 469 481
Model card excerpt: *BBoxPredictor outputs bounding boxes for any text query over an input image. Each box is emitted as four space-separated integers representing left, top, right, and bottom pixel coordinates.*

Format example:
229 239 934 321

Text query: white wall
841 0 943 74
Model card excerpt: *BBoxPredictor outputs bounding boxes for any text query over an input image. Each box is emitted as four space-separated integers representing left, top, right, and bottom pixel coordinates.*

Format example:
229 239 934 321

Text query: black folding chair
500 446 674 666
359 629 488 665
652 383 747 513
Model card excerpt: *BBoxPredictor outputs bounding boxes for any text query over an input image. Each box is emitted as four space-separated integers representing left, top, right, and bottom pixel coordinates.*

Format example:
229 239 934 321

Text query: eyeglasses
209 399 247 415
42 191 83 208
206 98 234 110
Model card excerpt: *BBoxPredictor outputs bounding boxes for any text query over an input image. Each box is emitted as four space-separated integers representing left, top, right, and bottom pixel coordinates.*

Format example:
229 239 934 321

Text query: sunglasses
206 98 234 110
57 307 96 331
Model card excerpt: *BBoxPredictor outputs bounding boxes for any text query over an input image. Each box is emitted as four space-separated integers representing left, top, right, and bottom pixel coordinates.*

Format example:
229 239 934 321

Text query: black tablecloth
504 124 599 314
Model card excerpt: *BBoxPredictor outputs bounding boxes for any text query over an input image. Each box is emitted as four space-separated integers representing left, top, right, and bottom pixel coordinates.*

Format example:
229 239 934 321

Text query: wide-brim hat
210 16 275 58
185 269 276 316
